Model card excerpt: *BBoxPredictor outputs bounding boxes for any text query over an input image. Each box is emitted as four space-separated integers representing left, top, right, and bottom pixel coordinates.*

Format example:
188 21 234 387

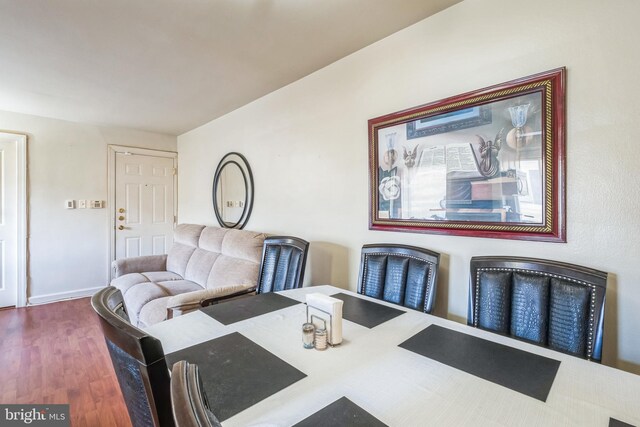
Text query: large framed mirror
212 152 254 229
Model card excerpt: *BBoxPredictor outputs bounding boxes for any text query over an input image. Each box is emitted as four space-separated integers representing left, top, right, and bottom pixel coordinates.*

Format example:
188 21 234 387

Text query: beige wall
178 0 640 373
0 109 176 303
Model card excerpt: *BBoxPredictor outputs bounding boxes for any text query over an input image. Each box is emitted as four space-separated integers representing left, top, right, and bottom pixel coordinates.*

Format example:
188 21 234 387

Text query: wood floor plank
0 297 132 426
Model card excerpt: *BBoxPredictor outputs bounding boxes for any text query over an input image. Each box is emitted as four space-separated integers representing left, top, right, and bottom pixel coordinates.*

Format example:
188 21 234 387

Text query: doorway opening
0 132 27 308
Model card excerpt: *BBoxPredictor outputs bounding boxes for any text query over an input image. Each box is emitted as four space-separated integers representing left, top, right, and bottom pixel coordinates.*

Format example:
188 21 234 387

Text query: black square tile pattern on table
200 292 300 325
610 418 636 427
399 325 561 402
293 397 388 427
330 293 405 328
166 332 306 421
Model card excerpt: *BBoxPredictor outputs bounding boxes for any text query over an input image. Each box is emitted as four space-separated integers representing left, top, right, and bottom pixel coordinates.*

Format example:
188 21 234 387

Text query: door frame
0 131 27 307
107 145 178 280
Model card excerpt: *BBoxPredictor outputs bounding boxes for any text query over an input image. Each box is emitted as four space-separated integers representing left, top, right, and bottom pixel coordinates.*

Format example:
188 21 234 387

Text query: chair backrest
91 287 174 427
257 236 309 294
170 361 221 427
357 244 440 313
468 256 607 362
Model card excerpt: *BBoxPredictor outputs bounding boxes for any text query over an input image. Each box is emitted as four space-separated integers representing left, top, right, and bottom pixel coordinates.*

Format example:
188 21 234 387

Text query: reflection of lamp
508 104 530 148
509 104 530 128
507 104 531 150
382 132 398 170
507 104 530 168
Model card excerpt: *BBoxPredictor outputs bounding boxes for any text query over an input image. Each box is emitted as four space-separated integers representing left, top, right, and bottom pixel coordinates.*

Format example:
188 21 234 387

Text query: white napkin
306 293 343 345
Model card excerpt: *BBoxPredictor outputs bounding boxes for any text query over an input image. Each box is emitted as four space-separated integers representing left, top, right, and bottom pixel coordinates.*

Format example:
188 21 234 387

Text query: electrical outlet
78 200 87 209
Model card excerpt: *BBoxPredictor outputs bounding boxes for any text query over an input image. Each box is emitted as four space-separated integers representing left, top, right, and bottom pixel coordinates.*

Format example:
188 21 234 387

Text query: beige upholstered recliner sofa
110 224 266 327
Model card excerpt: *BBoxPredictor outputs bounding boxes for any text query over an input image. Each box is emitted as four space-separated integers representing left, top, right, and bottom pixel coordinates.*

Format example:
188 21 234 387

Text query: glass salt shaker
302 323 315 349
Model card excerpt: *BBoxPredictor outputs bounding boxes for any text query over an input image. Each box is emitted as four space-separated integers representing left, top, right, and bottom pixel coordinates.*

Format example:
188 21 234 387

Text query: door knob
118 216 125 221
119 208 125 213
118 225 124 230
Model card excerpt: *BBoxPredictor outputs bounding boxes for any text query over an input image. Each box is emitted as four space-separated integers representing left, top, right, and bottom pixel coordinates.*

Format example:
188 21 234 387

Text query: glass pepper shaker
314 327 328 351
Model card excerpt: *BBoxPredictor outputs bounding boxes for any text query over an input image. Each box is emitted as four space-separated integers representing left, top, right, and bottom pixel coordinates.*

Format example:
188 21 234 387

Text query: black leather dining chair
468 256 607 362
91 286 174 427
357 244 440 314
257 236 309 294
171 361 221 427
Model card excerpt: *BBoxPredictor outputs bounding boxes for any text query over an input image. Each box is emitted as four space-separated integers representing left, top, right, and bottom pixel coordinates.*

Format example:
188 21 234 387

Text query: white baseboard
28 286 105 305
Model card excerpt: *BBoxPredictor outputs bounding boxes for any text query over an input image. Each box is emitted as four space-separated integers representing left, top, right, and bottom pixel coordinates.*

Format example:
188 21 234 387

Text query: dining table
145 285 640 427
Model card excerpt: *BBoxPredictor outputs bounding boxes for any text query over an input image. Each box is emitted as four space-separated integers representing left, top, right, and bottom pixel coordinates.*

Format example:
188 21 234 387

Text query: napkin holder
305 293 343 346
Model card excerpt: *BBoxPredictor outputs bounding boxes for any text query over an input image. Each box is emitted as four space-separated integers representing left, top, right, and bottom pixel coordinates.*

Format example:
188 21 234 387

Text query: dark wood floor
0 297 132 427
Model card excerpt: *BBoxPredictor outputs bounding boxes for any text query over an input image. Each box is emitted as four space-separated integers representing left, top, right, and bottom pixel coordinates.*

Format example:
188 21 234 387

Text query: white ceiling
0 0 461 135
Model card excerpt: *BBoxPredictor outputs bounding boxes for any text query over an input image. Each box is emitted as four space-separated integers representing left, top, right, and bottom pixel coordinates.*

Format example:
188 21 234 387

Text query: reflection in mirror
216 162 245 224
212 153 254 229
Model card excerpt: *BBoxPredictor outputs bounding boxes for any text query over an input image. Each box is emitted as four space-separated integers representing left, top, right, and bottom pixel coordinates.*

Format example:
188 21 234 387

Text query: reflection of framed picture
368 68 566 242
407 106 492 139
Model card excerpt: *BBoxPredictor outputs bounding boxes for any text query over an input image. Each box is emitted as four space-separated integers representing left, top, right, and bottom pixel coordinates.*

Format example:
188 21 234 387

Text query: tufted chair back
91 287 174 427
171 361 221 427
257 236 309 294
468 256 607 362
357 244 440 314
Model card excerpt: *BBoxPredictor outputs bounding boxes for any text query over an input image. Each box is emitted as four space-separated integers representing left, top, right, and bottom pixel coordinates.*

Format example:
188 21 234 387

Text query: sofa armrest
111 254 168 278
166 284 256 318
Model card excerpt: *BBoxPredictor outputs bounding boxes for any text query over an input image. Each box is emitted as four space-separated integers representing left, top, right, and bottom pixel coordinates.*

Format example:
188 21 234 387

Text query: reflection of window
407 106 492 139
402 160 447 220
516 160 543 223
417 107 480 128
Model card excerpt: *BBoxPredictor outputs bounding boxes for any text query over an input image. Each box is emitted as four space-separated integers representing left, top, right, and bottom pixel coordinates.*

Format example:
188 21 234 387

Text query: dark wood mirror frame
368 68 566 242
212 152 254 229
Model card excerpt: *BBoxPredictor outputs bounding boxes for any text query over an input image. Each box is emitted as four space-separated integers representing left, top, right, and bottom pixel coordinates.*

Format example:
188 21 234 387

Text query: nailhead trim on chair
360 252 435 313
474 267 597 359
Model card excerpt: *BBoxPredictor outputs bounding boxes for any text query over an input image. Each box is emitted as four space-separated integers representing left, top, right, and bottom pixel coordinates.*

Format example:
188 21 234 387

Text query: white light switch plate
78 200 87 209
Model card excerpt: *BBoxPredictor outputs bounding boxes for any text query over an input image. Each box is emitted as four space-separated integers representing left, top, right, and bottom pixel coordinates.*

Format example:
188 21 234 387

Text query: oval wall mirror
212 152 254 229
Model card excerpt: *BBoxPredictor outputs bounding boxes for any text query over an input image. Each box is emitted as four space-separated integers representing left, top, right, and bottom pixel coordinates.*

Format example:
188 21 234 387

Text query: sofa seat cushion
142 271 183 283
122 282 169 326
136 280 207 327
119 279 204 327
111 273 150 294
112 271 184 297
138 296 172 329
156 280 204 296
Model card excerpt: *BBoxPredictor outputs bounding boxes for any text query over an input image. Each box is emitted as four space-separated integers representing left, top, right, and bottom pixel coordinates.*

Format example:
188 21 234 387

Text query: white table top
145 286 640 427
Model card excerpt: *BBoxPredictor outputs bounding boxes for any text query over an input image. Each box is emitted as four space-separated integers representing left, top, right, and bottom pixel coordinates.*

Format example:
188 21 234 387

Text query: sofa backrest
166 224 205 277
166 224 265 289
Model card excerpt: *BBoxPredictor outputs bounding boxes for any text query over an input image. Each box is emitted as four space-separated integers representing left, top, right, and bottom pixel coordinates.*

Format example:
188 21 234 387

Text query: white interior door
0 137 18 307
115 153 176 260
